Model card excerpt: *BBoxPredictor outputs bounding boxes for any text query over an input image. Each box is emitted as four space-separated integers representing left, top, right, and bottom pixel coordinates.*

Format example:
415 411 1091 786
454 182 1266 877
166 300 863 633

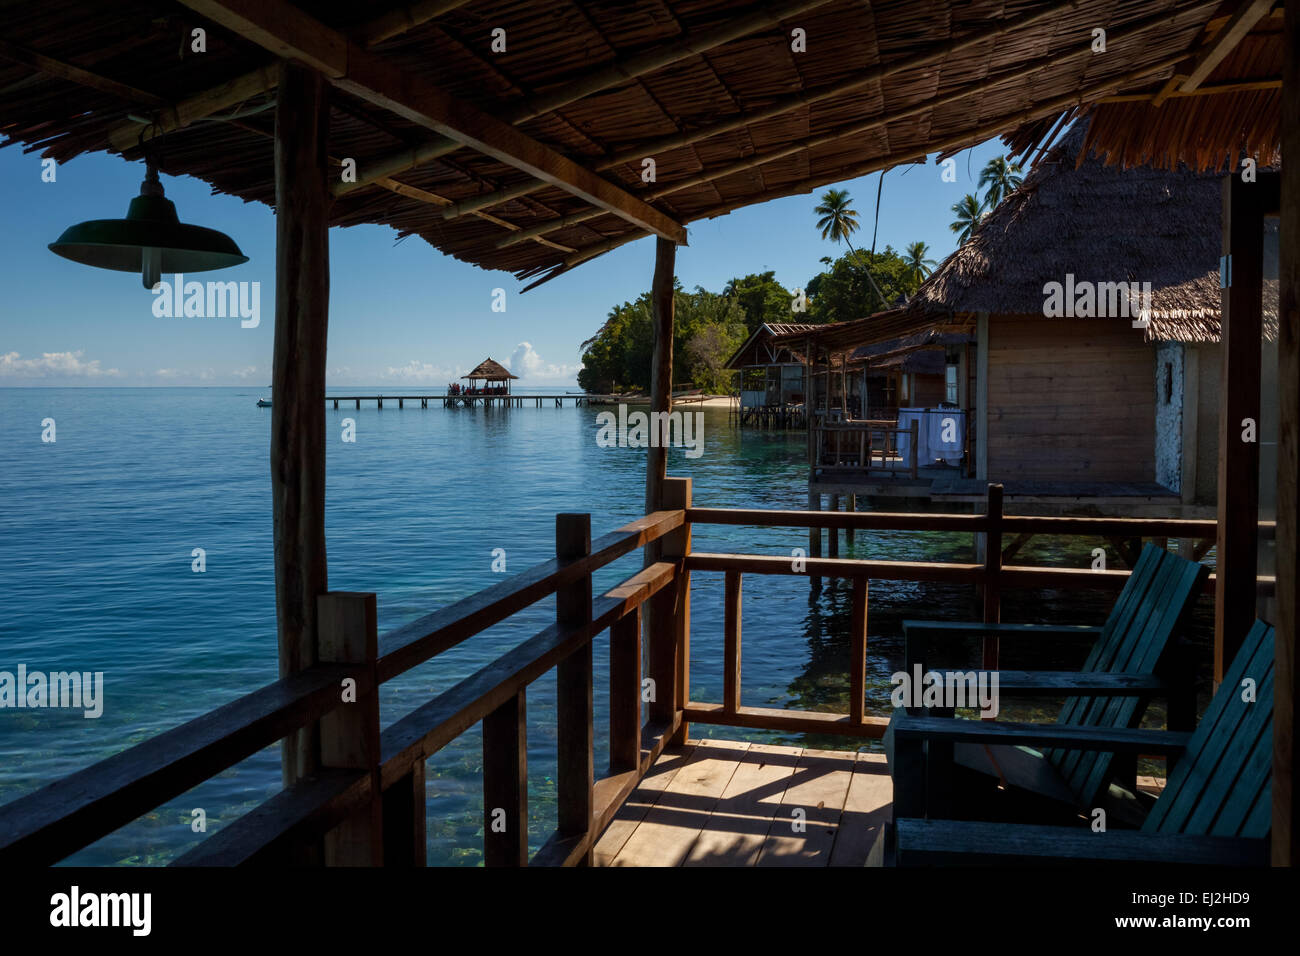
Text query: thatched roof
463 357 516 380
1004 8 1284 173
909 120 1223 344
0 0 1276 287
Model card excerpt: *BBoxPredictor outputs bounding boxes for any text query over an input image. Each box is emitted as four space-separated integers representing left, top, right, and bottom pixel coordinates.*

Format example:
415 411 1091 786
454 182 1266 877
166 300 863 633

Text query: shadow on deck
595 740 892 866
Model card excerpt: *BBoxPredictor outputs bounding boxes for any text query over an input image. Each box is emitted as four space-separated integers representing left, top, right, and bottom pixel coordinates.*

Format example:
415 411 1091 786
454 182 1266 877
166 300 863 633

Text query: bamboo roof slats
0 0 1282 281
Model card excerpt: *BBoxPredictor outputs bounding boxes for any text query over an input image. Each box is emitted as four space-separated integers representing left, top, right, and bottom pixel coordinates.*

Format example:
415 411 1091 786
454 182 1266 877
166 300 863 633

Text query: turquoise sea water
0 387 1214 864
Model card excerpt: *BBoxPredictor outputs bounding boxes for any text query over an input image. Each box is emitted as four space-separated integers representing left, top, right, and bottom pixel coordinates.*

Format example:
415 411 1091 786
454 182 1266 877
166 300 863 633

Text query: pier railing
0 479 1225 866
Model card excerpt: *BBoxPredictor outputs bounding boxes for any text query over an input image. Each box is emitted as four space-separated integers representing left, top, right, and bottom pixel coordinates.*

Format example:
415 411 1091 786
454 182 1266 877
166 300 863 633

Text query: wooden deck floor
594 739 892 867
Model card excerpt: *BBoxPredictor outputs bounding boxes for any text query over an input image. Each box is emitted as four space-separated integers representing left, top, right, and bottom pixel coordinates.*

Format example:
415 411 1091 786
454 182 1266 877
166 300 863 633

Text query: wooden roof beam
210 112 575 253
1151 0 1275 106
106 0 473 152
1101 77 1280 102
176 0 687 244
0 37 167 107
332 0 837 198
1179 0 1276 91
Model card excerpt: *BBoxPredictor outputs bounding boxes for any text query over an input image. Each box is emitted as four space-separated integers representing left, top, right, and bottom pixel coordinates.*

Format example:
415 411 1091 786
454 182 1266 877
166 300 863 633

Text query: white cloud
232 365 258 380
380 360 458 383
506 342 578 383
155 368 180 379
0 350 120 379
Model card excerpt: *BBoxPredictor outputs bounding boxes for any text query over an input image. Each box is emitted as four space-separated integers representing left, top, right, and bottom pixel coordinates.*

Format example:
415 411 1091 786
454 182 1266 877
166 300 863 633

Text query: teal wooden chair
887 620 1273 865
886 542 1208 820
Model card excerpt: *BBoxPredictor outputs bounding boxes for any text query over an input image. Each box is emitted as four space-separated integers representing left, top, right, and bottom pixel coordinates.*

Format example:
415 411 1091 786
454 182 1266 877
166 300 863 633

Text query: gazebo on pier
460 357 517 397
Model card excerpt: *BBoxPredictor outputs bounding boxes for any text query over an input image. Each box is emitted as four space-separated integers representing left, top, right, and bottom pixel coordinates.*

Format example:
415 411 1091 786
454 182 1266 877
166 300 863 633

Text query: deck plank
606 738 749 867
755 748 857 866
592 742 695 866
682 743 802 866
829 753 893 866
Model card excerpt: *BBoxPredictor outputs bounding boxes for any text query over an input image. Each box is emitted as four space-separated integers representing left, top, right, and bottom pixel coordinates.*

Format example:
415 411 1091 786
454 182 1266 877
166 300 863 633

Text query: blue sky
0 136 1007 387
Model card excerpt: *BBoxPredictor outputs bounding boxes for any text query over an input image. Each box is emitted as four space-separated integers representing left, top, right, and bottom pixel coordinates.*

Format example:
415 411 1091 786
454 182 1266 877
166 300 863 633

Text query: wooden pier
326 393 601 409
321 393 715 410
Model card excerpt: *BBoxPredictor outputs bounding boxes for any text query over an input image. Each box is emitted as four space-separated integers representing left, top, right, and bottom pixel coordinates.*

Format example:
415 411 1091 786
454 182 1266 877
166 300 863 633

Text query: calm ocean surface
0 387 1213 864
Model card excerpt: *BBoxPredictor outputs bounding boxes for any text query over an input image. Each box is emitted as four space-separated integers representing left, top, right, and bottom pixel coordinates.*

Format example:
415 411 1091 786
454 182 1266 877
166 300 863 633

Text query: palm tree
814 188 886 307
978 156 1023 211
950 193 983 243
902 241 937 287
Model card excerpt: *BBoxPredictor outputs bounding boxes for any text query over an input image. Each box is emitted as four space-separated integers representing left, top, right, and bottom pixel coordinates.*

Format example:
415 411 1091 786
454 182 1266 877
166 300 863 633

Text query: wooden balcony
0 479 1227 867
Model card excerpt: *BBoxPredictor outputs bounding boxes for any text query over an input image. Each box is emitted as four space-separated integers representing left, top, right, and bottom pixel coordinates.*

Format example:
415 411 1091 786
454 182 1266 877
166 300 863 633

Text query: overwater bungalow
725 322 818 427
0 0 1293 889
784 120 1236 521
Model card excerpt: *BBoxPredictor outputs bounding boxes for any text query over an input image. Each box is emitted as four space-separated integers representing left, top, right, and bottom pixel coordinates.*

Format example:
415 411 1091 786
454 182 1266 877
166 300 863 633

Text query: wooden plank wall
986 316 1155 482
913 373 947 408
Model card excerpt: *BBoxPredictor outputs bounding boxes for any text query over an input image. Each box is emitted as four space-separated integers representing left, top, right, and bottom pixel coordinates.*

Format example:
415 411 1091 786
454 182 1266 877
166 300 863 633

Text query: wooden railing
683 485 1218 740
0 481 694 868
816 420 919 476
0 479 1222 866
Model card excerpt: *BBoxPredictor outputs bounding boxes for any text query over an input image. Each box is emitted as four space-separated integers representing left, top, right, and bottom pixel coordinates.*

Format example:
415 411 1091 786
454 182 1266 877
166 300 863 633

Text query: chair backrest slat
1068 557 1208 801
1142 620 1274 838
1042 544 1208 807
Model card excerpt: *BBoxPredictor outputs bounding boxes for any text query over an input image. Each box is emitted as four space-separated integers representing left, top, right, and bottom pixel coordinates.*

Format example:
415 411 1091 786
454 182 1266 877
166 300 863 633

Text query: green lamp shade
49 182 248 289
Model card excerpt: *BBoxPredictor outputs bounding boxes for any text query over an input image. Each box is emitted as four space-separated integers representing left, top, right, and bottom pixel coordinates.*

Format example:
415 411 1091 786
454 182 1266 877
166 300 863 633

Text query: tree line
576 156 1021 394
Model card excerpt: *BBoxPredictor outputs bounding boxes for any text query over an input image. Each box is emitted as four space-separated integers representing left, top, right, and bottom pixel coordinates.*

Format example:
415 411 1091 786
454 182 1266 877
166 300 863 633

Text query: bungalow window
945 365 959 404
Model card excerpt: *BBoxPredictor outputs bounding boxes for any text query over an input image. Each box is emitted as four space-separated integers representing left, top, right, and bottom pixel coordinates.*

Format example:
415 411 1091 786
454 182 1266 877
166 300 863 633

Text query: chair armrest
891 714 1191 755
984 670 1169 696
902 621 1104 641
894 819 1269 866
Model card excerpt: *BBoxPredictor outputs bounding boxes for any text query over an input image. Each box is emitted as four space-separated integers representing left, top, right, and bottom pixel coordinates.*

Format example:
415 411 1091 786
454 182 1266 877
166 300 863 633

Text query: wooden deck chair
885 620 1273 865
886 542 1208 821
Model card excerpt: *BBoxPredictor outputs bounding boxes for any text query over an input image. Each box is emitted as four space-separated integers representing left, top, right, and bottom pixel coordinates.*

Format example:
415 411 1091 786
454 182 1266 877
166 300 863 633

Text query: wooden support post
846 494 856 544
273 60 330 788
658 477 691 746
805 336 815 473
609 607 641 773
482 689 528 866
645 237 676 516
1275 0 1299 867
723 570 742 715
910 419 919 479
555 513 593 863
828 494 840 558
1216 173 1265 682
317 592 381 865
850 576 867 725
808 491 822 591
982 484 1004 672
382 759 425 866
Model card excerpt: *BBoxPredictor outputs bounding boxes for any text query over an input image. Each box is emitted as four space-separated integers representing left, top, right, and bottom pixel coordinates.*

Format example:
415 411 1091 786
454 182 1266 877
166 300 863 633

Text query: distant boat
257 398 272 408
